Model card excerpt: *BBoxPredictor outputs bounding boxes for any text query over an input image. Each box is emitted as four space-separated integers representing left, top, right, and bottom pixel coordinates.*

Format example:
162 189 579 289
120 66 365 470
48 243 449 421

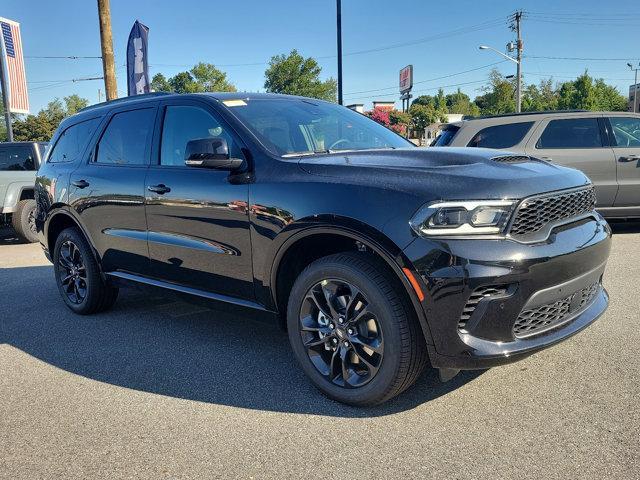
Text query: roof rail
467 109 588 120
78 92 173 113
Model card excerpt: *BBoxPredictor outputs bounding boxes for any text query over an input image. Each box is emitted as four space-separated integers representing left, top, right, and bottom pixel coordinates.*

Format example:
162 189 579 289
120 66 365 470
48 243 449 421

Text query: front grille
509 187 596 238
513 281 600 338
459 285 508 332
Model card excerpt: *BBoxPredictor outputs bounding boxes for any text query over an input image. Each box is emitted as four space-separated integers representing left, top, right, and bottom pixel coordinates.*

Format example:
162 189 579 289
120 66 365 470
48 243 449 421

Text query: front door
607 116 640 212
144 100 254 300
525 116 618 207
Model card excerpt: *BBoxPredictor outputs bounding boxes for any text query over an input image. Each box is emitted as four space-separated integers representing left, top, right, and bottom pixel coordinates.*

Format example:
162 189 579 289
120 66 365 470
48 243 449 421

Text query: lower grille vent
459 285 508 332
513 281 600 338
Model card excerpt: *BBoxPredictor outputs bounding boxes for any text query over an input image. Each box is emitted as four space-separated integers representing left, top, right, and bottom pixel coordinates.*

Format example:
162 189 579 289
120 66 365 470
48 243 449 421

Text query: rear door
144 98 254 299
606 116 640 211
525 115 617 207
70 104 157 275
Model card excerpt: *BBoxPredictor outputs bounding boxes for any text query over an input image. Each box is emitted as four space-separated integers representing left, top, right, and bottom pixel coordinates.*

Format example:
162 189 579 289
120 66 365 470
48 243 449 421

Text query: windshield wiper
282 150 330 158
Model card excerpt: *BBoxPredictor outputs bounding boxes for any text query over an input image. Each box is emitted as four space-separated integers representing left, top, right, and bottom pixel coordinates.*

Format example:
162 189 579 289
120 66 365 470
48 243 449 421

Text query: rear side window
537 118 603 149
48 118 100 163
467 122 533 148
0 145 36 171
433 125 459 146
609 117 640 147
95 108 155 165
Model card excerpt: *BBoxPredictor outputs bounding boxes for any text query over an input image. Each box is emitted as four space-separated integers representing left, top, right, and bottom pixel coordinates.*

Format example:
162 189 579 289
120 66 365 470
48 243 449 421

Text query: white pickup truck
0 141 48 242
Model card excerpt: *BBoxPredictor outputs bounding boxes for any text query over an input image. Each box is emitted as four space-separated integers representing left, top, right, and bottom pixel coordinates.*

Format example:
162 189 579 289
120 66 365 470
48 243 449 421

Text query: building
629 84 640 112
346 103 364 114
372 101 396 111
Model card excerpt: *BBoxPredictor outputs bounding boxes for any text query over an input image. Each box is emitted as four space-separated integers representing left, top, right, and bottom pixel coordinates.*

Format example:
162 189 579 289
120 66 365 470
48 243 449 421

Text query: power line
25 55 102 59
344 79 488 102
526 55 640 61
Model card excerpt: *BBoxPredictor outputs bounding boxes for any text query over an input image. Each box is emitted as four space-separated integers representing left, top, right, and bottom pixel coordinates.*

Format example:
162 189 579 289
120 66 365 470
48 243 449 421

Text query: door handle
72 179 90 188
618 155 639 162
147 184 171 194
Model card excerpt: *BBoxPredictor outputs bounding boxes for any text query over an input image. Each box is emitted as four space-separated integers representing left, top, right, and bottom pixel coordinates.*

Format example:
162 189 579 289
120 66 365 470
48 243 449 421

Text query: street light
479 45 521 113
628 62 639 113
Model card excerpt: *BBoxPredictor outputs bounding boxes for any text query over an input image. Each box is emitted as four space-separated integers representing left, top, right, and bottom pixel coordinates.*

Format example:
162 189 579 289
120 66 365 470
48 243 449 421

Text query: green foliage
522 78 558 112
264 49 337 102
445 89 480 116
409 104 439 131
12 95 89 142
150 63 236 94
474 69 517 116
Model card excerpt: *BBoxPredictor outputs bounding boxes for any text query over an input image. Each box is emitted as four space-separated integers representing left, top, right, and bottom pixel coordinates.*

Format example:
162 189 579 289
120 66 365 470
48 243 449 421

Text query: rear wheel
53 227 118 314
287 252 427 406
12 199 38 243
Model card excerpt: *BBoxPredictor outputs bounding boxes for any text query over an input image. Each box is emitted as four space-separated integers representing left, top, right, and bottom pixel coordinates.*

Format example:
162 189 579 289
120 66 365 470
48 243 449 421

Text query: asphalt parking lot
1 224 639 479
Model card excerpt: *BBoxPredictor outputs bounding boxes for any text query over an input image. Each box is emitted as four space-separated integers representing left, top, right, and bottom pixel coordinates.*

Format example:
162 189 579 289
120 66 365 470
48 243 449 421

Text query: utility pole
0 47 13 141
629 63 639 113
513 10 523 113
336 0 343 105
97 0 118 101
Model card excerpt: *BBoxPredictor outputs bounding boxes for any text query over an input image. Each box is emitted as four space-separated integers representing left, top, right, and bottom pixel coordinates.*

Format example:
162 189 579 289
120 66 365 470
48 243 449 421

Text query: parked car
433 111 640 219
0 141 48 242
35 93 611 406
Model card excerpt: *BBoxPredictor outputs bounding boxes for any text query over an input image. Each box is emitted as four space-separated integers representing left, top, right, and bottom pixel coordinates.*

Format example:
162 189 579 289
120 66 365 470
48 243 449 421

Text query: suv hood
298 147 590 200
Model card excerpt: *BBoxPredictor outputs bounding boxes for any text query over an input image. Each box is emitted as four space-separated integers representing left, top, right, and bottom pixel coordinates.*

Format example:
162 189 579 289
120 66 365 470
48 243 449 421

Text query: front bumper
403 214 611 370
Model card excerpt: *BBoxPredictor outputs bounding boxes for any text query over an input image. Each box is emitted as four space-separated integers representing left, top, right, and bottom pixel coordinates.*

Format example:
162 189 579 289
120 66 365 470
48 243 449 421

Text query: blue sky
3 0 640 113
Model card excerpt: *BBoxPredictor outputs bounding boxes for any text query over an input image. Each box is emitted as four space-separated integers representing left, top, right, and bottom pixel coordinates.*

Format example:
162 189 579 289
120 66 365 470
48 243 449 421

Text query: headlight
409 200 516 236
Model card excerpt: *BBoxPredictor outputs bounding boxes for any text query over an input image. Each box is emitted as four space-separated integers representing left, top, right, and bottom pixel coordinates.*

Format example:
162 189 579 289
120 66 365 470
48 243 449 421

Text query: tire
53 227 119 314
12 199 38 243
287 252 428 406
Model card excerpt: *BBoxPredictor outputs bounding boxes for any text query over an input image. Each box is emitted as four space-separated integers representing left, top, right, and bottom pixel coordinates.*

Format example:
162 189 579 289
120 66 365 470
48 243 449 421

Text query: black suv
35 92 611 406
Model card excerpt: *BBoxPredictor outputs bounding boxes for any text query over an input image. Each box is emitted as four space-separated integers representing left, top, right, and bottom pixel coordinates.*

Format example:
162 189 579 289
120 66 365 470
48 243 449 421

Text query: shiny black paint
35 92 611 372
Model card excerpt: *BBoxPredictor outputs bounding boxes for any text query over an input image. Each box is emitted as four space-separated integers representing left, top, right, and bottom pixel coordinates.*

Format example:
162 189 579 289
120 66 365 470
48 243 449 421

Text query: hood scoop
490 155 536 164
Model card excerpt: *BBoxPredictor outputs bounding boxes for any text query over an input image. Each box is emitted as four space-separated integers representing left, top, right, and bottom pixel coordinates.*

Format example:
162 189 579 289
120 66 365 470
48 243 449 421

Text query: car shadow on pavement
0 227 26 245
0 265 484 417
609 220 640 235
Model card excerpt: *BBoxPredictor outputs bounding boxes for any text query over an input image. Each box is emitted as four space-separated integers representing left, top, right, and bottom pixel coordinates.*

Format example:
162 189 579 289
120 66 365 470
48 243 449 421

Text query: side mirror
184 137 243 170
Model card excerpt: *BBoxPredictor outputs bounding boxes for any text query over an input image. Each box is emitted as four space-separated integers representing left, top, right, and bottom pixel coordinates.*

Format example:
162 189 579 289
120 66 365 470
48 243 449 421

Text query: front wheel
287 252 428 406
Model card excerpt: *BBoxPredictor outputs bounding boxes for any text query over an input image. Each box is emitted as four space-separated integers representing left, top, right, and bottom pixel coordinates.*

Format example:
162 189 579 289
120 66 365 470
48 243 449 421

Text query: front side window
49 118 100 164
467 122 534 149
537 118 603 149
0 145 36 171
225 98 413 156
95 108 155 165
160 105 240 166
609 117 640 147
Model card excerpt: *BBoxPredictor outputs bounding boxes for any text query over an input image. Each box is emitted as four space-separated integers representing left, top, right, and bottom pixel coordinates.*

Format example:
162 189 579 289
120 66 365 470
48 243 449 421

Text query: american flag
0 17 29 114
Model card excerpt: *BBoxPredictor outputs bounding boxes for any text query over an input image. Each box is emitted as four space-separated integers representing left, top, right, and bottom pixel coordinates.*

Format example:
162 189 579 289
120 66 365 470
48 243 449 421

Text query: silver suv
0 141 47 242
436 111 640 219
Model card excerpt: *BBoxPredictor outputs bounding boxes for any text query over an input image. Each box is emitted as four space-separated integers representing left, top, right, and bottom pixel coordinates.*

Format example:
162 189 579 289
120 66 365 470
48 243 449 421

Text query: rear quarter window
48 117 101 163
467 122 534 149
433 125 459 146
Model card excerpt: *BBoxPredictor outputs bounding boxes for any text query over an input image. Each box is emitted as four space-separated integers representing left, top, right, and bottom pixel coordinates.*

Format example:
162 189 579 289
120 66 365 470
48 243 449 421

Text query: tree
445 89 480 116
12 95 90 142
522 78 558 112
388 109 411 135
474 69 517 115
556 71 627 111
150 63 236 94
264 49 337 102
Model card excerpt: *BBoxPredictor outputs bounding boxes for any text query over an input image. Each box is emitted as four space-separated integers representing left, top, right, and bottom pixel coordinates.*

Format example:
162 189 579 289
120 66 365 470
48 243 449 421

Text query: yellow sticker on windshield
223 99 247 107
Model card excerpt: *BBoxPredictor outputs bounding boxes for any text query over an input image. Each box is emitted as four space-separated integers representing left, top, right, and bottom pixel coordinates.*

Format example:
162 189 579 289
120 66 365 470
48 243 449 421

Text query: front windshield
224 98 414 156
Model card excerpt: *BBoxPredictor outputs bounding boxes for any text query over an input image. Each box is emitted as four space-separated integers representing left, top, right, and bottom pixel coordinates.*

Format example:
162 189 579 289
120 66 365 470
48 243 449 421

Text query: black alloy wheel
53 227 119 314
287 252 428 406
299 279 384 388
56 240 88 305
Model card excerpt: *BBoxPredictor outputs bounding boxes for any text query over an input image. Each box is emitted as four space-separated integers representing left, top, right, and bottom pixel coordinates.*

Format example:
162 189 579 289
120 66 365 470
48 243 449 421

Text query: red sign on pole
399 65 413 94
